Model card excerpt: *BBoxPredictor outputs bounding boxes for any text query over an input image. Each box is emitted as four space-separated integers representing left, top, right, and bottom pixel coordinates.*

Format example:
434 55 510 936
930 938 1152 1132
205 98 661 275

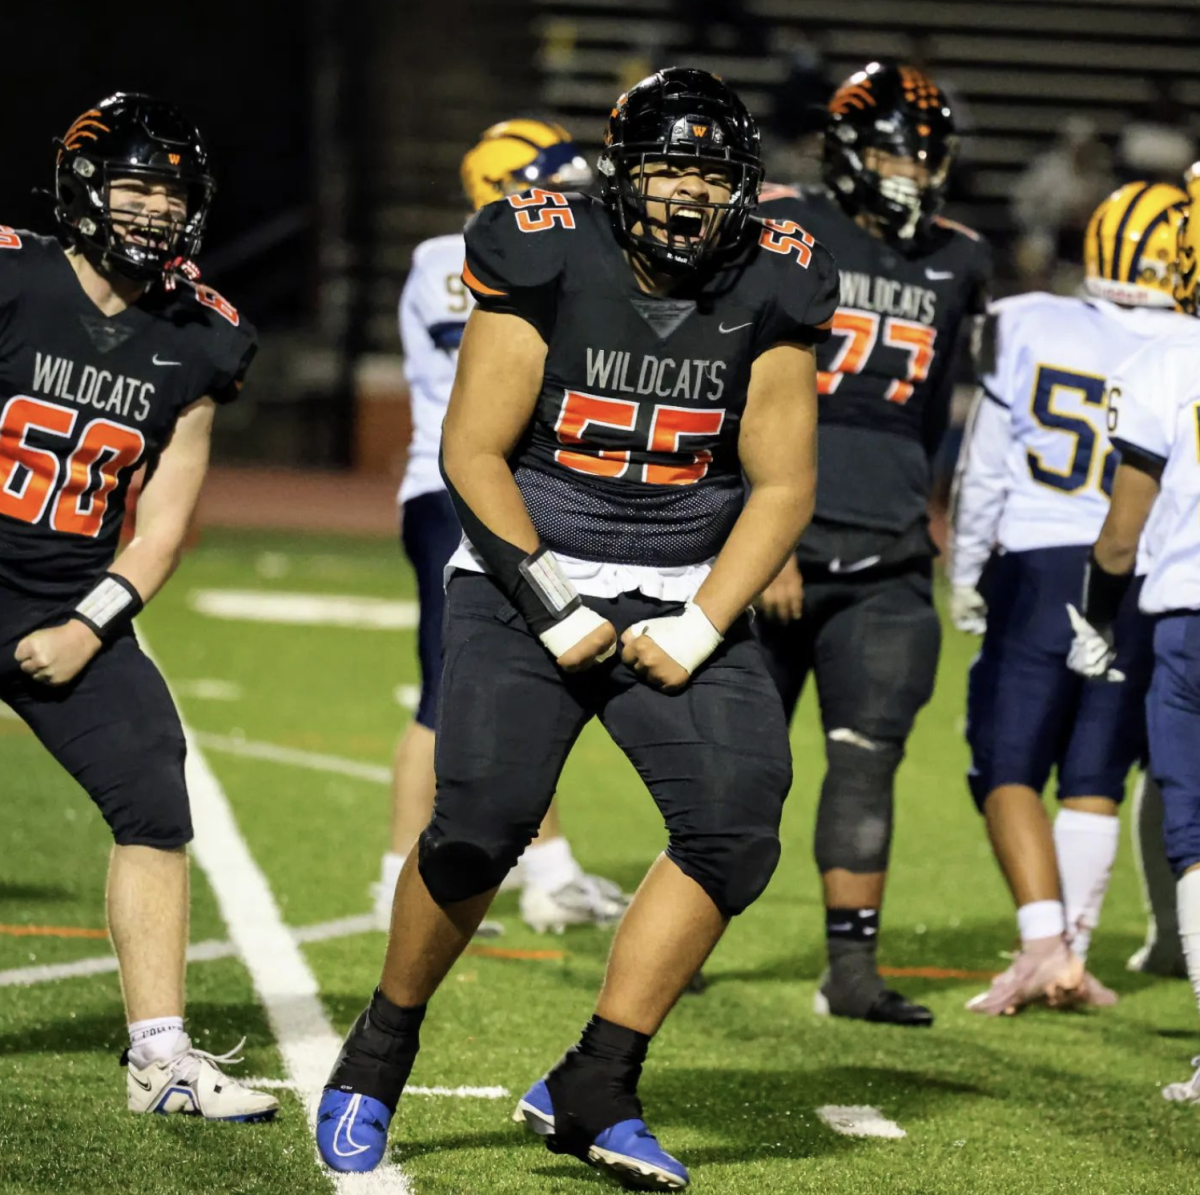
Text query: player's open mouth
663 206 707 247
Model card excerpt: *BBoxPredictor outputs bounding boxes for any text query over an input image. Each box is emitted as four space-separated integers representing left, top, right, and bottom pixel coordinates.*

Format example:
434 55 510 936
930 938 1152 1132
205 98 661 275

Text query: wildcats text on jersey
31 352 156 422
584 348 726 401
838 270 938 325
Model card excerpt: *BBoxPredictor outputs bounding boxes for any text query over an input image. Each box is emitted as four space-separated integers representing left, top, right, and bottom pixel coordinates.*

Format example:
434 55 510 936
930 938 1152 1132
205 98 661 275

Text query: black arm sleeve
438 447 580 635
1080 549 1132 633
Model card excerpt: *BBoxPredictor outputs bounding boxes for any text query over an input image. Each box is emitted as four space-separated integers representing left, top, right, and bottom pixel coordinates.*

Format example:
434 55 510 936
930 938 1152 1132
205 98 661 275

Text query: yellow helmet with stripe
1174 162 1200 316
460 119 592 211
1084 181 1187 308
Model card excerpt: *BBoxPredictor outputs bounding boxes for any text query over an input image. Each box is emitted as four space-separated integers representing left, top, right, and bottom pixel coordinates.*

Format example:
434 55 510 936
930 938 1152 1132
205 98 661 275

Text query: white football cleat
520 874 629 934
125 1036 279 1122
1163 1056 1200 1105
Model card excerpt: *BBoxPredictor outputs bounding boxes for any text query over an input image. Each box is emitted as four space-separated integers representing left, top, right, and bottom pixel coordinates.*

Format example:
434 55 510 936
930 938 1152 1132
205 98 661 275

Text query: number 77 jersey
0 229 256 599
461 190 839 568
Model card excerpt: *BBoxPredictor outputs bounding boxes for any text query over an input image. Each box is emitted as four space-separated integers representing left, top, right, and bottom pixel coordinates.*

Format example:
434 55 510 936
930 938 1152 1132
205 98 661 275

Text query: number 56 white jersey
398 232 473 505
951 293 1174 589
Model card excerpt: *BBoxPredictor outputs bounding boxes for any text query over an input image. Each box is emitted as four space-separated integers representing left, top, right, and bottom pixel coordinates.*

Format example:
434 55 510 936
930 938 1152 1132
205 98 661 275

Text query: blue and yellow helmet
1174 162 1200 316
460 119 592 212
1084 181 1187 308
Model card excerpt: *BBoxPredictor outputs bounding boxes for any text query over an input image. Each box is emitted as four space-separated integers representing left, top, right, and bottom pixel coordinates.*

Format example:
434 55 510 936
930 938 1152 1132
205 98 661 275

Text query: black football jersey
0 228 256 599
758 186 991 564
462 190 839 568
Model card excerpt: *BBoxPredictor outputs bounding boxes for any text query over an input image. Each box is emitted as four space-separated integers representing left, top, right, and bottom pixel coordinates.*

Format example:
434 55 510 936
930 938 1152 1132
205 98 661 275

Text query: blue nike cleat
513 1079 690 1190
316 1089 393 1173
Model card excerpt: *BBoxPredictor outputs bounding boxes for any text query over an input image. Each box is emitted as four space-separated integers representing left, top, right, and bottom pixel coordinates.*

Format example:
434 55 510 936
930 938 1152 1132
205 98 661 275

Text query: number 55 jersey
951 292 1178 590
0 229 255 599
459 190 839 570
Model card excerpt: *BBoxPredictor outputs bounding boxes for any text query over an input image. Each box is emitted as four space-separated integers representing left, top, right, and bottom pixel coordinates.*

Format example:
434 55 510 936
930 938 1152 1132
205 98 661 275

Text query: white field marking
244 1078 510 1100
189 589 418 630
173 678 244 702
0 702 19 721
192 732 391 786
0 936 236 988
144 637 411 1194
0 916 379 989
394 685 420 711
817 1106 907 1140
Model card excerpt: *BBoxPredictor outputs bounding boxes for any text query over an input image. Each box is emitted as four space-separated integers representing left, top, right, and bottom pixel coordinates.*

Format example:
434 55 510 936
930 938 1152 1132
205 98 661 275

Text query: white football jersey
1106 319 1200 615
951 294 1176 589
398 232 473 504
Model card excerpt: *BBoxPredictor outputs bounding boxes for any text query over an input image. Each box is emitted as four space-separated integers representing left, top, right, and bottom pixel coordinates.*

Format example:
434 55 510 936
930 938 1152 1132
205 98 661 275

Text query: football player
1067 162 1200 1099
378 118 628 936
0 95 276 1119
756 62 992 1027
950 181 1187 1014
316 68 837 1187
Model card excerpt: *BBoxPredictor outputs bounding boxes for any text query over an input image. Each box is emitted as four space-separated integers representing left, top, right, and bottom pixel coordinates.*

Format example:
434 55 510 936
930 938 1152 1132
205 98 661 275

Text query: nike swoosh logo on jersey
718 321 753 333
924 269 954 281
828 554 882 574
152 354 182 366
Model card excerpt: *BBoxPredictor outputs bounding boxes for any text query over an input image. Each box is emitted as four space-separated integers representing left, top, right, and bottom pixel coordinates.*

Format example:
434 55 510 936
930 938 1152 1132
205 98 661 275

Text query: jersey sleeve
462 194 568 341
0 226 27 311
753 238 839 356
949 388 1012 588
1107 341 1175 466
201 309 258 406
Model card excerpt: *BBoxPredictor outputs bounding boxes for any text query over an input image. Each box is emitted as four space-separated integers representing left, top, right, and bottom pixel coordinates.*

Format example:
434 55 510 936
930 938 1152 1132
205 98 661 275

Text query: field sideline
1 527 1196 1195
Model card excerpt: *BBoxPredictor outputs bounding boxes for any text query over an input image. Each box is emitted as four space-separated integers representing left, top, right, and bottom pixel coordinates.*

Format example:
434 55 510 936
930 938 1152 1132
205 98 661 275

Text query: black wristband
1081 550 1131 633
70 573 144 641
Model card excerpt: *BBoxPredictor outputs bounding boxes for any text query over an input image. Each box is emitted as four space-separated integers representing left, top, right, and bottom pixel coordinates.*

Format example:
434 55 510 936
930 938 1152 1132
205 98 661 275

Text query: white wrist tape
539 604 616 662
628 602 723 676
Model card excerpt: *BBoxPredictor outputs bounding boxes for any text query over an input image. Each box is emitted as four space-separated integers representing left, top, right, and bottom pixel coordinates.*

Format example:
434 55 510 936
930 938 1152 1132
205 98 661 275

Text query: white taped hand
626 602 724 678
539 605 617 663
949 585 988 635
1066 604 1125 683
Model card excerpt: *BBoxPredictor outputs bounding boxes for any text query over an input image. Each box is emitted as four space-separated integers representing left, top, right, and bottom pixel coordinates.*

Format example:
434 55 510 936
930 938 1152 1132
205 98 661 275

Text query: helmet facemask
1175 165 1200 316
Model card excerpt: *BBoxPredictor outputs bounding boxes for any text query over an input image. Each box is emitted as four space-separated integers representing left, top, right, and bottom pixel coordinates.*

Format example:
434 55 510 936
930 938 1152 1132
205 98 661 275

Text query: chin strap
162 255 201 292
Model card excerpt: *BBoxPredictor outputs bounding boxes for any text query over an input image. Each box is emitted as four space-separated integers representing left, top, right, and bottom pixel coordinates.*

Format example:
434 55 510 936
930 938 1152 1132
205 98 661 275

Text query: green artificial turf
1 527 1196 1194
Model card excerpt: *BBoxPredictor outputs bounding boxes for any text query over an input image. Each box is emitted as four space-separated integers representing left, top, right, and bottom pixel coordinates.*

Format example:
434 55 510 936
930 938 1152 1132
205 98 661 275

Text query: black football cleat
814 974 934 1027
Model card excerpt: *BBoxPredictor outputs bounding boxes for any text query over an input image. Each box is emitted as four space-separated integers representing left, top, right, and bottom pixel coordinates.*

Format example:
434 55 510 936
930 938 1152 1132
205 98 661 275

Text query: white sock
128 1016 187 1067
1176 871 1200 1013
1054 808 1120 962
1017 899 1066 945
521 836 583 893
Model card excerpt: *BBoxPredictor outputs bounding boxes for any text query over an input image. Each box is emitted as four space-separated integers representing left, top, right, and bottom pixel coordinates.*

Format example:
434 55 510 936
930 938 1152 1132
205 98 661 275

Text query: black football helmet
598 68 764 273
54 93 215 281
822 62 957 245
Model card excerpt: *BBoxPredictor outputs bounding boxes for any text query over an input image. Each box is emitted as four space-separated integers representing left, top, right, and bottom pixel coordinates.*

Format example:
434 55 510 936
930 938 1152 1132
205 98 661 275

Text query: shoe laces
169 1036 248 1085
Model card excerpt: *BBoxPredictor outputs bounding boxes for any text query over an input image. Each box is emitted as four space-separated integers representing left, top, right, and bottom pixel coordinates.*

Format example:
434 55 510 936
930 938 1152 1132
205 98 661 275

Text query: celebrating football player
0 95 276 1119
317 68 837 1187
756 63 992 1027
951 181 1187 1014
378 119 628 938
1066 163 1200 1099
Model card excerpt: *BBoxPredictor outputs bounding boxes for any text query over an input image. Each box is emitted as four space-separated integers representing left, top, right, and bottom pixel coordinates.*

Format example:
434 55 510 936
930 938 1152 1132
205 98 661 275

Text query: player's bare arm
15 396 216 686
441 308 618 670
1094 457 1163 577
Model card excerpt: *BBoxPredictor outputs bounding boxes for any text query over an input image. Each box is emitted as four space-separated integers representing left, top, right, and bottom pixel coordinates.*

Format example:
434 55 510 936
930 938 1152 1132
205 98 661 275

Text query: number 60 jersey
0 229 256 599
461 190 839 568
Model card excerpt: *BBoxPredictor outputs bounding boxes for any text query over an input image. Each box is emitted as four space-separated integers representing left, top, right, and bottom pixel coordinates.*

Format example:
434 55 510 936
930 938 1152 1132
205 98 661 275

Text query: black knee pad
417 829 516 906
101 736 193 849
814 732 904 874
670 830 782 918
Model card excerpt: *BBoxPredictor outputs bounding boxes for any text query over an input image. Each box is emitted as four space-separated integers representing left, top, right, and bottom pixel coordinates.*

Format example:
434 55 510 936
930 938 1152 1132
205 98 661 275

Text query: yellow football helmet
1174 161 1200 316
1084 180 1188 308
460 119 592 212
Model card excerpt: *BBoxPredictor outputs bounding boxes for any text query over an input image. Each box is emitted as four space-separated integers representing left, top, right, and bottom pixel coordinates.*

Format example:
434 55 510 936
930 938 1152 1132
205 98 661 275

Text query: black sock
544 1016 650 1160
323 988 427 1112
824 909 883 1013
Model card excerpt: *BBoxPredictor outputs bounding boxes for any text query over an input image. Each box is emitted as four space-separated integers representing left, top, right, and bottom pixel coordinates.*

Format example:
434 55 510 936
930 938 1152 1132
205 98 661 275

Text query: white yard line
189 589 418 630
817 1105 907 1140
192 732 390 785
0 936 235 988
245 1078 510 1100
173 678 244 701
142 636 411 1195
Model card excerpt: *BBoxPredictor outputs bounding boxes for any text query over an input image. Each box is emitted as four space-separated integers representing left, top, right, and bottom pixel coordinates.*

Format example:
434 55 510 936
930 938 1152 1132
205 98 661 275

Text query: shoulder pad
758 182 802 204
933 214 982 242
463 189 579 299
180 282 258 404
